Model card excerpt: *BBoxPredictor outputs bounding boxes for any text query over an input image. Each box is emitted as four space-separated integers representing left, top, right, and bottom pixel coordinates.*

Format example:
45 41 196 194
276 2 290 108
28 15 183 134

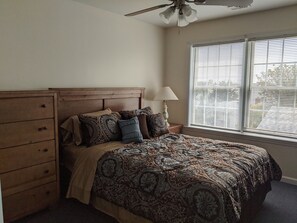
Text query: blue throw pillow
118 117 143 143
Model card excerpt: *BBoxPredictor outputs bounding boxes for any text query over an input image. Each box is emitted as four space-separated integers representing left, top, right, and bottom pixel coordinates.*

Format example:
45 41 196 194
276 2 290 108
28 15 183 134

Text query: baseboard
281 176 297 186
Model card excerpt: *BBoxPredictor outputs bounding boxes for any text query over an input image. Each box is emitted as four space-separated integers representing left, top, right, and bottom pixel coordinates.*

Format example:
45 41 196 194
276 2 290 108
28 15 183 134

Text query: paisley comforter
92 134 282 223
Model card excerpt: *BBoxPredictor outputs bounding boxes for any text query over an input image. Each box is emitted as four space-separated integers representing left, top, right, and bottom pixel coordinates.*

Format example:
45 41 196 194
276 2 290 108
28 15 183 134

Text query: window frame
189 39 247 132
188 35 297 140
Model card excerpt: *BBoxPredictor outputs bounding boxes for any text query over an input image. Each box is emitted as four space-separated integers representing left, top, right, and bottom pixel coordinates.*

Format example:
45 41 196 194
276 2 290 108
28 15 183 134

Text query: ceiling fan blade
194 0 253 8
125 4 172 16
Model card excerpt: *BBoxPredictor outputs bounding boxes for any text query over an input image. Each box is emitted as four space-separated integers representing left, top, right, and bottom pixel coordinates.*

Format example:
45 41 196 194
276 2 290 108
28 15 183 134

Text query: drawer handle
41 104 47 108
46 191 50 195
38 126 47 131
38 148 48 152
44 170 49 174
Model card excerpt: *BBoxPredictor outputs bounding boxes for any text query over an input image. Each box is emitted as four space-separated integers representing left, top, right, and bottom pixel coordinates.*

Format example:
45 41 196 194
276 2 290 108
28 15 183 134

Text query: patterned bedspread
92 134 282 223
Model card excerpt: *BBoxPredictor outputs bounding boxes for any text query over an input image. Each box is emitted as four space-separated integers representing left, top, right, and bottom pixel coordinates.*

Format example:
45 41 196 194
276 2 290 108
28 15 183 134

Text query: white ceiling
73 0 297 27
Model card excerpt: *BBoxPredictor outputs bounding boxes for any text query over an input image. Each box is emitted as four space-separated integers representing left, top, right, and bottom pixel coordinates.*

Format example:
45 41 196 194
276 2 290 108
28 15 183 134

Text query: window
190 36 297 138
191 42 245 130
247 38 297 135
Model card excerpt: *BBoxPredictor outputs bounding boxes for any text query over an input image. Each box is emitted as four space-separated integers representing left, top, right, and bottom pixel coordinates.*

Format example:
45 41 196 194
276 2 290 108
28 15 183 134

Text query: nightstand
168 123 183 134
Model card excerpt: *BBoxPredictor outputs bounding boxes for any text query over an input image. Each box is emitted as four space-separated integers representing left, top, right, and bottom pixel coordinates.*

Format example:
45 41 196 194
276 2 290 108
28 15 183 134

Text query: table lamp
154 86 178 127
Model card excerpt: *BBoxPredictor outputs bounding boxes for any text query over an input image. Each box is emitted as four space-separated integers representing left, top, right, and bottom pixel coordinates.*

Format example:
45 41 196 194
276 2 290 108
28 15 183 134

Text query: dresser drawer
0 97 54 124
3 182 57 222
1 161 56 197
0 140 56 173
0 119 55 149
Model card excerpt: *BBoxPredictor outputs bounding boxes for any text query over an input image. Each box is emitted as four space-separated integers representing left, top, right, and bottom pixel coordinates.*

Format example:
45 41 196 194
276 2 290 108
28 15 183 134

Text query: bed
54 88 282 223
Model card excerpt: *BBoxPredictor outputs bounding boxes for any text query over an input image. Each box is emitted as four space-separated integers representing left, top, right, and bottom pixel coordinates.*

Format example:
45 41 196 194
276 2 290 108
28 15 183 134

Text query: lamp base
163 101 170 128
165 120 170 127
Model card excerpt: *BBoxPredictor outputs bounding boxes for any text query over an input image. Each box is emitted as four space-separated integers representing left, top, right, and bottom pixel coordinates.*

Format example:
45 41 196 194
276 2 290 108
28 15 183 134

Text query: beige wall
164 5 297 184
0 0 164 112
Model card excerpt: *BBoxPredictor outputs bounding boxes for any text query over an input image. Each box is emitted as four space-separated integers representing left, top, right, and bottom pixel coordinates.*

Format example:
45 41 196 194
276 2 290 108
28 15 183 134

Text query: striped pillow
118 117 143 144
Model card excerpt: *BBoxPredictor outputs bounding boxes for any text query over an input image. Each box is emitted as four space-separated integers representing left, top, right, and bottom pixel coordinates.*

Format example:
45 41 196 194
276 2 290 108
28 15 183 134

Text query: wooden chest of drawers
0 91 59 222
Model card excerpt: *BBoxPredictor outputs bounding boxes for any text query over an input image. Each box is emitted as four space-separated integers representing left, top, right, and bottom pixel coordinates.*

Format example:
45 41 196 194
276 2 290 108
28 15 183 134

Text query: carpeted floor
253 181 297 223
14 181 297 223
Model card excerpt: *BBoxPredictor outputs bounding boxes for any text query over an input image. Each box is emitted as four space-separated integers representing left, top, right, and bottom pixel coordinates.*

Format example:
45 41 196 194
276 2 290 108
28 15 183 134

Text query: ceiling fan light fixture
182 5 192 17
185 8 198 23
159 6 175 24
177 12 189 27
125 0 254 27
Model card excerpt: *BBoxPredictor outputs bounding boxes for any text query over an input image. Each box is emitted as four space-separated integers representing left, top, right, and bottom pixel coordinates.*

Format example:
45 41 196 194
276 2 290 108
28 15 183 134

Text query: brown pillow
79 112 121 147
60 108 112 145
147 113 169 137
137 114 150 139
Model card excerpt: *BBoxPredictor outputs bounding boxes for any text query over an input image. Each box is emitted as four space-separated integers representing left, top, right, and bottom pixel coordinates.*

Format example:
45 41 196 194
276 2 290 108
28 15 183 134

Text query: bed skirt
91 195 152 223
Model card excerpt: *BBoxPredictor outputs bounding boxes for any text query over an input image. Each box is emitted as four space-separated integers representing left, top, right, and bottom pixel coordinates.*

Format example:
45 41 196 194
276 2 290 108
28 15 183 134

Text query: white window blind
191 42 245 130
189 36 297 138
247 37 297 135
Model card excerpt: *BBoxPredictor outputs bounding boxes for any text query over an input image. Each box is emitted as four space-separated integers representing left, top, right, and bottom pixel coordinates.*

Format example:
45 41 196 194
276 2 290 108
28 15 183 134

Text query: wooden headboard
50 88 144 125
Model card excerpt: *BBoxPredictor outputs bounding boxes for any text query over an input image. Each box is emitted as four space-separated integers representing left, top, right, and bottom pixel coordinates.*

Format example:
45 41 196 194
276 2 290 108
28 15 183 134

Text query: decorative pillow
60 108 112 146
147 113 169 137
118 117 143 144
136 106 153 116
119 107 152 139
137 114 150 139
79 112 121 147
119 110 136 120
119 106 153 120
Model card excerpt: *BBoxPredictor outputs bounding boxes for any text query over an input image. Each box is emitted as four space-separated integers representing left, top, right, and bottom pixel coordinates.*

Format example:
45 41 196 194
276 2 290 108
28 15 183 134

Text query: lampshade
177 12 189 27
154 86 178 101
182 5 198 23
159 6 175 24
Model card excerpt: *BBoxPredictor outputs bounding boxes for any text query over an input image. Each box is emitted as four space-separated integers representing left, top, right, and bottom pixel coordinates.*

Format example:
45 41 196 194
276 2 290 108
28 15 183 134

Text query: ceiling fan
125 0 253 27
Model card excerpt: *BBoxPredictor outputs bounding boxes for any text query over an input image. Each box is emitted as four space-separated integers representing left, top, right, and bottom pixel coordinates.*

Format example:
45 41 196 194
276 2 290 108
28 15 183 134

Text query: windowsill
184 125 297 145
